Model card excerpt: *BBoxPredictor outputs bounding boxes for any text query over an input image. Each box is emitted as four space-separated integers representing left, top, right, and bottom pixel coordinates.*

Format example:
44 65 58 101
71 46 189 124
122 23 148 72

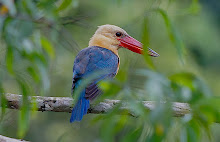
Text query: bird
70 24 159 123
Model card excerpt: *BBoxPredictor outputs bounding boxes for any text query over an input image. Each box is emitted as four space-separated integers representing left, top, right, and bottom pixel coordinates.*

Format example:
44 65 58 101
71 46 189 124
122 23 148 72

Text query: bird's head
89 24 159 57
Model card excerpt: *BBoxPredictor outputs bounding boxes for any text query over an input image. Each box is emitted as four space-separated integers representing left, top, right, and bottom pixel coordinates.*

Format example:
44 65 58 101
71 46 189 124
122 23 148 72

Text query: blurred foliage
0 0 220 142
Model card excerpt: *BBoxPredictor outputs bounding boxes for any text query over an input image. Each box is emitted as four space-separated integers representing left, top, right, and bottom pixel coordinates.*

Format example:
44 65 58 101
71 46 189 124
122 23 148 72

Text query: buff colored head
89 24 159 57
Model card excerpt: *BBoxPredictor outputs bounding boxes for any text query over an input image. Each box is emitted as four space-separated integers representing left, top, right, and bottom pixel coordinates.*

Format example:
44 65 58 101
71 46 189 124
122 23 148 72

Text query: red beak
118 36 159 57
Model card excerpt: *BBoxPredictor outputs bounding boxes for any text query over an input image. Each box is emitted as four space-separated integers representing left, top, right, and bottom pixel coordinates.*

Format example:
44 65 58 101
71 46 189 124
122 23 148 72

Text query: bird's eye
116 32 122 37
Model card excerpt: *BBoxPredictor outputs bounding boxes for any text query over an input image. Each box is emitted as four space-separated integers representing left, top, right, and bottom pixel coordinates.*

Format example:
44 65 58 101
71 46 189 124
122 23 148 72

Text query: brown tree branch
0 135 28 142
3 93 190 117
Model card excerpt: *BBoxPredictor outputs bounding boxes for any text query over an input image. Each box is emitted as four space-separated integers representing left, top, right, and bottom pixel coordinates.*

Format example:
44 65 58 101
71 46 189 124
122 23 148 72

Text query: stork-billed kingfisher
70 24 159 122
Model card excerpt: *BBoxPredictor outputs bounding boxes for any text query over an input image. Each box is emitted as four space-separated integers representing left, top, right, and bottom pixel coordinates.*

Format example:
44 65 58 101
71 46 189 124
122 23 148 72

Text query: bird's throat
89 34 119 56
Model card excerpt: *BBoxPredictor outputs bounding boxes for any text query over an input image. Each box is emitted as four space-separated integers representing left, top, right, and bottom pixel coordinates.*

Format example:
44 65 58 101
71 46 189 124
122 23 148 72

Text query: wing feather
72 46 119 100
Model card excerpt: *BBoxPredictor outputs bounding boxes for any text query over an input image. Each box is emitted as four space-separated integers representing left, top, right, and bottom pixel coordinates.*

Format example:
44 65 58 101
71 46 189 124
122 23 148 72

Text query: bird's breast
116 57 120 75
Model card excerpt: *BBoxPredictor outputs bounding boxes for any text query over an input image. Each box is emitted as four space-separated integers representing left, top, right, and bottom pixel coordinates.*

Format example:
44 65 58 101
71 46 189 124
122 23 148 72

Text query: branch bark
0 135 28 142
3 93 190 117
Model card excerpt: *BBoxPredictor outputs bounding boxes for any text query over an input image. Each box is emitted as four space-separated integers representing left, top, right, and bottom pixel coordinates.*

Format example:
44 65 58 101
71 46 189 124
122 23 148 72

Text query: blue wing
72 46 119 100
70 46 119 122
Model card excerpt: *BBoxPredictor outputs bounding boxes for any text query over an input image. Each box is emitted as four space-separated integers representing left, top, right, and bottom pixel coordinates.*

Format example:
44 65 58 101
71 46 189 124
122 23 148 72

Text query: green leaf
18 105 30 138
23 0 41 18
37 62 50 93
142 18 156 70
27 66 40 82
100 117 115 142
0 17 6 33
122 127 142 142
169 72 211 101
41 36 55 59
136 69 173 100
116 67 128 82
187 0 201 15
57 0 73 12
155 8 185 63
98 80 121 98
186 121 200 142
6 46 14 74
169 72 195 89
4 19 33 47
0 84 6 121
17 80 30 138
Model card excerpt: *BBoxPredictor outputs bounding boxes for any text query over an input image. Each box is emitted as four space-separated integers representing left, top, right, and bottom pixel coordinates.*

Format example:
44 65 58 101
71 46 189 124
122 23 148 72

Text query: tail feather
83 100 90 115
70 91 90 123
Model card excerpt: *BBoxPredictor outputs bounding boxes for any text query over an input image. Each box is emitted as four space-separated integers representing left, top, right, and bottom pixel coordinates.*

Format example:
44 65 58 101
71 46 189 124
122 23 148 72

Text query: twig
0 135 29 142
3 93 190 117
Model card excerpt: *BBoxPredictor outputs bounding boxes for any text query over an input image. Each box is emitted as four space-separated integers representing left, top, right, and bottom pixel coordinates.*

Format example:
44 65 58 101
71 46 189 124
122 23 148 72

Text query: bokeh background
0 0 220 142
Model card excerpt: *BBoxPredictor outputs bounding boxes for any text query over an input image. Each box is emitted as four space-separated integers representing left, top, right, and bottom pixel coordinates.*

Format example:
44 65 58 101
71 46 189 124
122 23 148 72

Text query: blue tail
70 89 90 123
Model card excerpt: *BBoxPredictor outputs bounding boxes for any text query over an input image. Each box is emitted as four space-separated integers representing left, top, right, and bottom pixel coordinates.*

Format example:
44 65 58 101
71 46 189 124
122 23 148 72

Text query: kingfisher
70 24 159 122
